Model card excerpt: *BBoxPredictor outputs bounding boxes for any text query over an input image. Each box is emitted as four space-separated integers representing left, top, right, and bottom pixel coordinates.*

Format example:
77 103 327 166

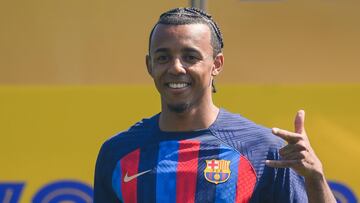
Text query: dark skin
146 23 335 202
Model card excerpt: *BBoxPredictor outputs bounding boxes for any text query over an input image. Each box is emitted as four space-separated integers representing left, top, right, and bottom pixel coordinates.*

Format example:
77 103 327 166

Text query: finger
294 109 305 134
279 141 307 155
280 151 307 160
272 128 302 144
279 143 307 157
265 160 300 168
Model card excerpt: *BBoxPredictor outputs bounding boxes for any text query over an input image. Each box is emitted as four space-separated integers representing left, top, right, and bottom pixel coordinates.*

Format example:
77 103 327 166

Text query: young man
94 8 336 203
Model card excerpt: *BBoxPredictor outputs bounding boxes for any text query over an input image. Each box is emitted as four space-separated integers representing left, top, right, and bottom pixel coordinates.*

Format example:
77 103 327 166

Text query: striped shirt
94 109 308 203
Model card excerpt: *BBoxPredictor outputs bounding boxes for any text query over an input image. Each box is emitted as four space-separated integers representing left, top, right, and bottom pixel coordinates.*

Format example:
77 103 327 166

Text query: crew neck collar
154 108 224 138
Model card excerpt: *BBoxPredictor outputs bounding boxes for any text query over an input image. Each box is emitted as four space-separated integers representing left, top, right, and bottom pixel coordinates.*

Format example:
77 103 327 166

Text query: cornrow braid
178 7 224 50
149 7 224 57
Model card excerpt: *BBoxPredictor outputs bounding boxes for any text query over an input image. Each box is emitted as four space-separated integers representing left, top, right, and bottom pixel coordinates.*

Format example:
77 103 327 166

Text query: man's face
146 23 223 113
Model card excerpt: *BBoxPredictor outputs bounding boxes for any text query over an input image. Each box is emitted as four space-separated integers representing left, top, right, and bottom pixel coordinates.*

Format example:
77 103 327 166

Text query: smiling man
146 21 222 130
94 8 336 203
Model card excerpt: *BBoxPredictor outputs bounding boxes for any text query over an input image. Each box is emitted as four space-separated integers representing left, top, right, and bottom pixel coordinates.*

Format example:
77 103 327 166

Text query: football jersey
94 109 308 203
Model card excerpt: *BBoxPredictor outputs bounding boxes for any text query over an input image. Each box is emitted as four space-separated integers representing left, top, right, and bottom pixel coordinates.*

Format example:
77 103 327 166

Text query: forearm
305 173 336 203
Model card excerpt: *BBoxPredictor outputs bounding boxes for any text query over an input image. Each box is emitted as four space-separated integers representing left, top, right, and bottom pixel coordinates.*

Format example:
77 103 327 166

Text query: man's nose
168 58 186 75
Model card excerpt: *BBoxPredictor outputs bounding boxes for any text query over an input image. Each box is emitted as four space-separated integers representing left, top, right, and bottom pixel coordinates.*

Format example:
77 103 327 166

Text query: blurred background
0 0 359 202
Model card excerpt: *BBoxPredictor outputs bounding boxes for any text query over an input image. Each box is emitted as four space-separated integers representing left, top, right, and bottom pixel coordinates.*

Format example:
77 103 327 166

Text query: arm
266 110 336 203
305 172 335 203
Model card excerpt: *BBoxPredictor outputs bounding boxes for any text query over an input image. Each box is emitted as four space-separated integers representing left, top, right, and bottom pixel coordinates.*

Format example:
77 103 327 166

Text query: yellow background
1 0 360 84
1 0 359 201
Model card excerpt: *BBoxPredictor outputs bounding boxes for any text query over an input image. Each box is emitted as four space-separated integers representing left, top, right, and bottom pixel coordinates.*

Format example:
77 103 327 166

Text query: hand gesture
265 110 324 179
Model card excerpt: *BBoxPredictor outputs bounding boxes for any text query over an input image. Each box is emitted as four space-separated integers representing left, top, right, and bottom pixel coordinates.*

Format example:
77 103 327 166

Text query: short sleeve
250 151 308 203
93 142 122 203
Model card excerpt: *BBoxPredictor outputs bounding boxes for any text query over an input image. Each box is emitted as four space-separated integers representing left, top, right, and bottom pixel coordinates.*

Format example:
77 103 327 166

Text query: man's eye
156 55 169 63
184 55 198 62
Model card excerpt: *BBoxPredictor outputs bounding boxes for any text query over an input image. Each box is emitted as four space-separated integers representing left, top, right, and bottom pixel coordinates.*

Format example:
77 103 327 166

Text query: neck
159 100 219 132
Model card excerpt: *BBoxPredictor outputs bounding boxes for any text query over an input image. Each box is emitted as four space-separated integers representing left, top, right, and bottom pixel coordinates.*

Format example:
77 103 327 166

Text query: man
94 8 336 203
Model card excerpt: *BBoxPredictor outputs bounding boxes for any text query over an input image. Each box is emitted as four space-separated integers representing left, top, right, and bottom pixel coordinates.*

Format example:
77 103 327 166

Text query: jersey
94 109 308 203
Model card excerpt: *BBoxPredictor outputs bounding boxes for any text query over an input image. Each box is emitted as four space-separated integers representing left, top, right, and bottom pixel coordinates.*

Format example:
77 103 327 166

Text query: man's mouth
166 82 191 89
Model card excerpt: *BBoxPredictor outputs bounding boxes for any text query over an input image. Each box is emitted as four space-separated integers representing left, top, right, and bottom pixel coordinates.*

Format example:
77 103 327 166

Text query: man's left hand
265 110 324 179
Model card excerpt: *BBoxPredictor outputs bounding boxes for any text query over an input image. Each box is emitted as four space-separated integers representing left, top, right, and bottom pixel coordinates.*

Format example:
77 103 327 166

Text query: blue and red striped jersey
94 109 308 203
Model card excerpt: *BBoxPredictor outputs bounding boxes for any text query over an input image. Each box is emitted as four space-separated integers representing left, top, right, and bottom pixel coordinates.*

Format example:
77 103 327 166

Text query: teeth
168 82 189 89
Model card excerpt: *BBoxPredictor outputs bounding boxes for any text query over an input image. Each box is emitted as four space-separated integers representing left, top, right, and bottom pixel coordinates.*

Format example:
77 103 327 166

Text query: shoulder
99 113 159 157
210 109 285 177
211 109 284 151
94 114 159 187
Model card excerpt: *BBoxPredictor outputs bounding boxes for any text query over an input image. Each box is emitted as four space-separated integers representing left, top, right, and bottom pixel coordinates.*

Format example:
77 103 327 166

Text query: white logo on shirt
123 170 151 183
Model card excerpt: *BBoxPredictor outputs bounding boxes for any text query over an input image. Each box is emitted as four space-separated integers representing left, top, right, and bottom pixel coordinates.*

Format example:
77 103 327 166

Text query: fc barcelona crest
204 159 231 184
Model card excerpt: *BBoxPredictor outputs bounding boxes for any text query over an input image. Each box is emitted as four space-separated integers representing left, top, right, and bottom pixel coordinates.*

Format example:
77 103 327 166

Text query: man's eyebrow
153 47 201 54
182 47 200 53
154 48 169 53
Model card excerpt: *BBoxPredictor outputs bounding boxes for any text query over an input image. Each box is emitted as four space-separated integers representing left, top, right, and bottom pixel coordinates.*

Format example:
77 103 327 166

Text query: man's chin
167 103 190 113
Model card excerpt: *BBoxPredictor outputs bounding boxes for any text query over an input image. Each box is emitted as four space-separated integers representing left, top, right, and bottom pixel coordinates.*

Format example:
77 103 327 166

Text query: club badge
204 159 231 184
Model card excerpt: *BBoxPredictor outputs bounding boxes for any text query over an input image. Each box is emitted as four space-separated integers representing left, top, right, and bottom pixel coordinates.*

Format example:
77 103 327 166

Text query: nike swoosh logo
123 170 151 183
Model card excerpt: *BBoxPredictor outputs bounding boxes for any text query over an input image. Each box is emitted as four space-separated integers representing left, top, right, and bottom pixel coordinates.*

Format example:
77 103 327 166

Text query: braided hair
149 7 223 57
148 8 224 92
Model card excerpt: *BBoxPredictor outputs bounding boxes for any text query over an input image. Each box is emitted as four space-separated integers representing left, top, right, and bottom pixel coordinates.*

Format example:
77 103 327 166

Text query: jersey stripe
176 140 200 203
138 144 159 203
120 149 140 203
156 141 179 203
111 160 124 202
215 146 240 203
194 142 219 202
235 156 256 203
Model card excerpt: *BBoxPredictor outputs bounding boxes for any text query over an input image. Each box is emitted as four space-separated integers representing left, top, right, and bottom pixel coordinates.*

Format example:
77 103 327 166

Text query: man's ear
146 55 153 77
212 53 224 76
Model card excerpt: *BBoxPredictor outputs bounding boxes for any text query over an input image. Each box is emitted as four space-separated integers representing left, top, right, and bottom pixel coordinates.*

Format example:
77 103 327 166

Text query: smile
166 82 191 89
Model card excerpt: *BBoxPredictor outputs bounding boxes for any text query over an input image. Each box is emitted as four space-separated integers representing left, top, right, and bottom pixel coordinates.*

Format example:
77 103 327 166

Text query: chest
111 139 257 203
